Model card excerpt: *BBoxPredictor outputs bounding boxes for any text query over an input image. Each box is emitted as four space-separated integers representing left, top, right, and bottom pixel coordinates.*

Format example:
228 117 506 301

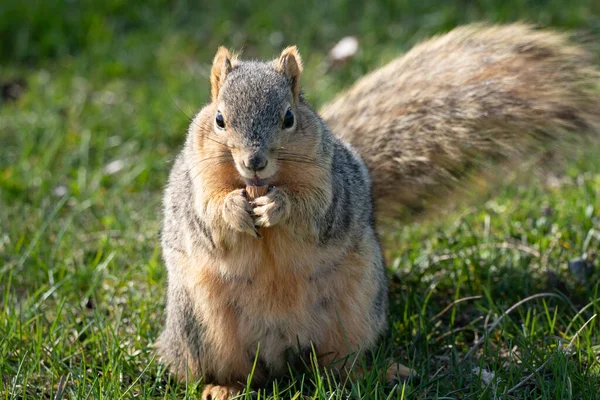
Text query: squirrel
156 23 600 399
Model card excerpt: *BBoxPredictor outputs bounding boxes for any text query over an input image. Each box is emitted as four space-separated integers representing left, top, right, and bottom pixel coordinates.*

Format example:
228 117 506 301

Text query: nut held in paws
246 185 269 200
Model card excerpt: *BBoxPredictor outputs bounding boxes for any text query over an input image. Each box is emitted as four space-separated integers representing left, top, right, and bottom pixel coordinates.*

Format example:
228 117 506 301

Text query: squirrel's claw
252 187 291 228
222 188 260 237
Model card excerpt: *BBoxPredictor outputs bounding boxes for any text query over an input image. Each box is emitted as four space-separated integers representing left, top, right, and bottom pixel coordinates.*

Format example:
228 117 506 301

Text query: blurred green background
1 1 600 398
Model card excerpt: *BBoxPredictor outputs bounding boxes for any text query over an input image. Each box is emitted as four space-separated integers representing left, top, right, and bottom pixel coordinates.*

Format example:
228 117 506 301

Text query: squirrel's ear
210 46 233 102
276 46 303 100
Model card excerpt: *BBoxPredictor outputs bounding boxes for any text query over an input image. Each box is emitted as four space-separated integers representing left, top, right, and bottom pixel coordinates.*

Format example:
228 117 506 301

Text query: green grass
1 0 600 398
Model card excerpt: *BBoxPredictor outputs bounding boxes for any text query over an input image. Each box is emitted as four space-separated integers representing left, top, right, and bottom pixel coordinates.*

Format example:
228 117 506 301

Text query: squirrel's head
192 46 328 189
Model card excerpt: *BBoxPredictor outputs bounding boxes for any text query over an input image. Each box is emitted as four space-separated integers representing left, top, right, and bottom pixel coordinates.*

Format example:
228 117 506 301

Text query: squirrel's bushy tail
322 24 600 214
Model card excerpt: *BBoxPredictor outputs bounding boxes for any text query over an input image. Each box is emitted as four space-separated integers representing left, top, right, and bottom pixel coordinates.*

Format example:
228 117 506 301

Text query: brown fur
158 47 388 396
323 23 600 214
210 47 235 102
275 46 303 100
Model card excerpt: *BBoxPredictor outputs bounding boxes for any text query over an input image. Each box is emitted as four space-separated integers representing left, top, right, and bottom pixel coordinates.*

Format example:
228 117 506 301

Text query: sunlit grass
1 1 599 398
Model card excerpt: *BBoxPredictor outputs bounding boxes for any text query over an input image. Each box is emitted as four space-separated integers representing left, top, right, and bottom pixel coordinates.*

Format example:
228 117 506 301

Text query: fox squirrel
156 24 600 399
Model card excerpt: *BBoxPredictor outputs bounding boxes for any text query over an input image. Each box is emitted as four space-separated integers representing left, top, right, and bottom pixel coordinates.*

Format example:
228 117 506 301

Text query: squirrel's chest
197 228 341 330
214 226 342 289
219 231 329 314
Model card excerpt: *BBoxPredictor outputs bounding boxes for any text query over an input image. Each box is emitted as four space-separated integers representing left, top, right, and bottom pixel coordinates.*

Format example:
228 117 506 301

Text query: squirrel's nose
243 154 268 172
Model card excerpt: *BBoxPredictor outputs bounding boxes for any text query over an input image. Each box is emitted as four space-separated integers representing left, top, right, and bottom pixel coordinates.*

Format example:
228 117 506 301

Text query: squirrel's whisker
196 154 234 164
189 159 235 182
170 96 234 150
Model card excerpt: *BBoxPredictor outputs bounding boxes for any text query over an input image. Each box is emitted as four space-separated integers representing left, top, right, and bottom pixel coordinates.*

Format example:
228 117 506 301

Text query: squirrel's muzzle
242 153 268 172
234 149 276 181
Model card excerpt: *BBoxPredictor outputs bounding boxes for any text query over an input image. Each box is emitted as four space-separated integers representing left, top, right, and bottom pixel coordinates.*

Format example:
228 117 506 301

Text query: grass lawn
1 0 600 398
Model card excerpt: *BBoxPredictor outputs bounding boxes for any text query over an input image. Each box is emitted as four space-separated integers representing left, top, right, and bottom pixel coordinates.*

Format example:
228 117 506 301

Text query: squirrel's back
323 24 600 213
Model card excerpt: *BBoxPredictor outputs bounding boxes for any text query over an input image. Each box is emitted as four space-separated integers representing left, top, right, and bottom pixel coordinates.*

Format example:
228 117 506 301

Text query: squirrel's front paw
252 186 291 228
222 189 260 237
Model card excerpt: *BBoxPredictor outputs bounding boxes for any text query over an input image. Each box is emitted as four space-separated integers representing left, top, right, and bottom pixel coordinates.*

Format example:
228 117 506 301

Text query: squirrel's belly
213 239 342 374
189 227 371 378
217 229 347 314
197 261 331 377
238 308 326 375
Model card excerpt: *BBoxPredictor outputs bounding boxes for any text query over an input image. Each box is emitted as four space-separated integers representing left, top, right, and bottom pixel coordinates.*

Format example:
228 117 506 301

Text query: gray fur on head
219 61 294 151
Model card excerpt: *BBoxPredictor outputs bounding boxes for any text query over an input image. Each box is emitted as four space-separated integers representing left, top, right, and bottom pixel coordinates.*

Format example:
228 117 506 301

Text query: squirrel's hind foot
386 362 417 385
201 384 241 400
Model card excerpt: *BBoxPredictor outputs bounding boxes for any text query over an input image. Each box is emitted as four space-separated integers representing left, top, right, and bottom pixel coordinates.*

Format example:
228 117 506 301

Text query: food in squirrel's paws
246 185 269 200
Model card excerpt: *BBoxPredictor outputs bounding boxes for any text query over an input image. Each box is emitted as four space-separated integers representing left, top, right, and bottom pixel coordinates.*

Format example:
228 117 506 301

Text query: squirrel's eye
215 111 226 129
282 108 294 129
